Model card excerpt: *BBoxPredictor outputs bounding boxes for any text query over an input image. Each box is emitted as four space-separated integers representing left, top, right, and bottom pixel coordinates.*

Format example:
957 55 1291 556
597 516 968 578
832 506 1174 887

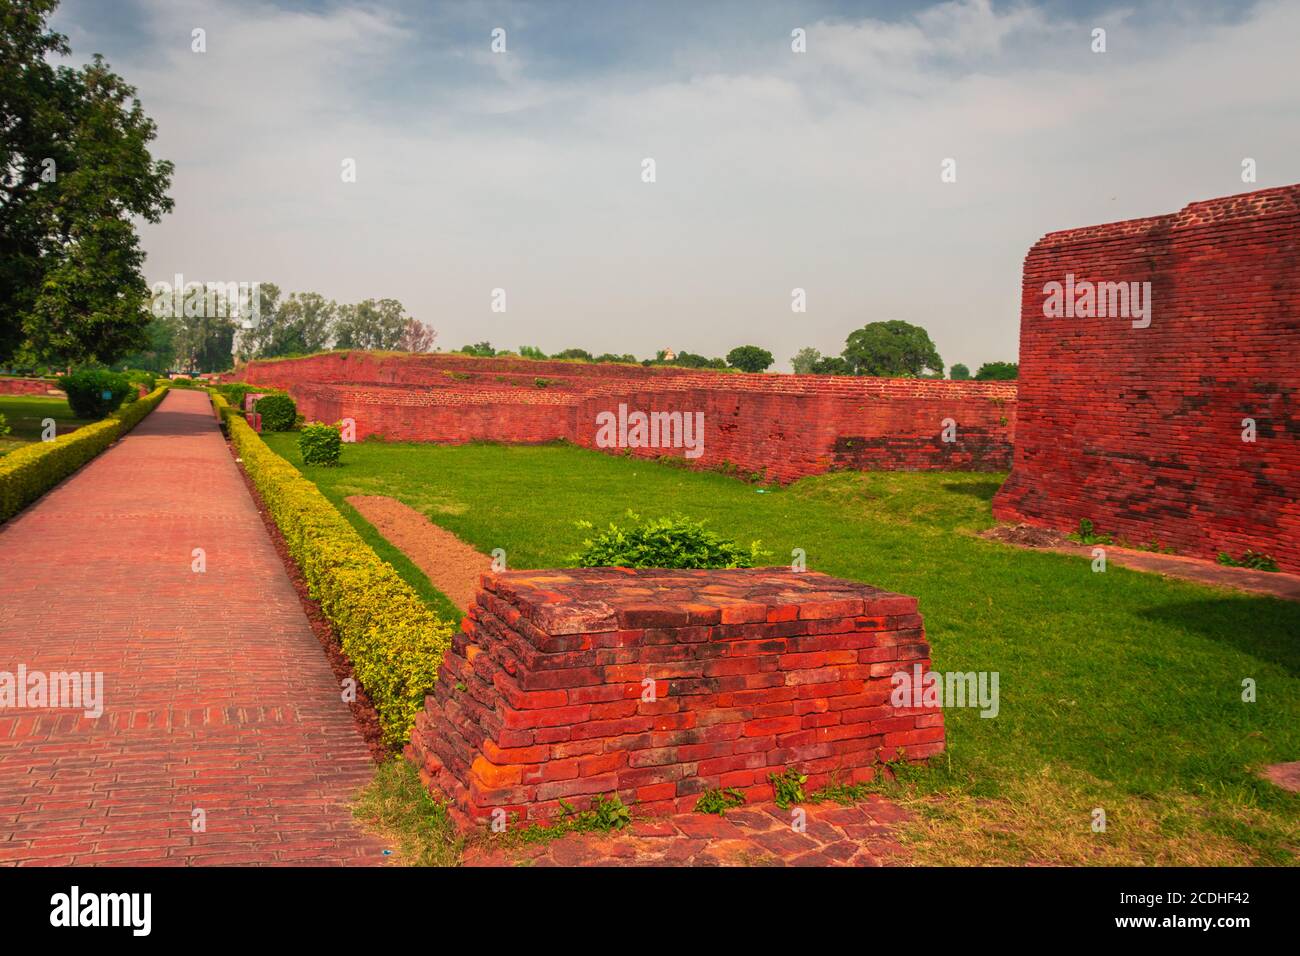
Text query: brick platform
408 568 944 825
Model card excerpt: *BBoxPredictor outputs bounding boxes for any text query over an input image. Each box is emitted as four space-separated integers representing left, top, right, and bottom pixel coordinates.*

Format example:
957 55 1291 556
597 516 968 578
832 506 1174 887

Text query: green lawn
0 395 94 456
264 435 1300 865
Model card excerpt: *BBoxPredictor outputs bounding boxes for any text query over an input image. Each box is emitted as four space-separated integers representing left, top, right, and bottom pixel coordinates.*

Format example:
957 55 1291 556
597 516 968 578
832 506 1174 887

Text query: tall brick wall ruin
235 351 1016 483
993 184 1300 572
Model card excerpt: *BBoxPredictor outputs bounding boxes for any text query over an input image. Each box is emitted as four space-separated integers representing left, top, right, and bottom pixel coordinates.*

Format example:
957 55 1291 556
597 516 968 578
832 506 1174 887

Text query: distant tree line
452 343 777 373
110 284 436 374
453 323 1015 381
791 321 1016 380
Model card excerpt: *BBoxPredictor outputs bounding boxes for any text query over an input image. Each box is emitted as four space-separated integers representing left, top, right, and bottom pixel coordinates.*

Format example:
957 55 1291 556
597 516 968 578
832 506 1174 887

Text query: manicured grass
265 435 1300 865
0 395 94 456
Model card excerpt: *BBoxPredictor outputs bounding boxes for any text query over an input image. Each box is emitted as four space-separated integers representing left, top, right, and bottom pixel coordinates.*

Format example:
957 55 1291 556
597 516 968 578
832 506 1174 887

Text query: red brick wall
408 568 944 825
0 378 61 397
235 352 1016 482
993 184 1300 572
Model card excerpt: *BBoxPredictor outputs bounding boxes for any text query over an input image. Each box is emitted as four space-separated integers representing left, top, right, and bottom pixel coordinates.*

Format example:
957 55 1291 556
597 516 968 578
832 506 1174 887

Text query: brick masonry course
993 184 1300 572
0 389 386 865
233 352 1017 483
407 567 944 826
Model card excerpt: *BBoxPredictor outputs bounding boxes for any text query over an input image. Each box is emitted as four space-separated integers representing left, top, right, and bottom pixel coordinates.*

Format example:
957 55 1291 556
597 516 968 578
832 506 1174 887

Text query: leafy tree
841 320 943 377
555 347 593 361
1 0 174 365
726 344 774 373
459 342 496 357
949 362 970 380
518 345 547 359
242 288 335 358
594 353 637 364
811 355 852 375
791 347 821 375
975 361 1019 381
396 318 436 353
333 298 408 351
113 316 177 373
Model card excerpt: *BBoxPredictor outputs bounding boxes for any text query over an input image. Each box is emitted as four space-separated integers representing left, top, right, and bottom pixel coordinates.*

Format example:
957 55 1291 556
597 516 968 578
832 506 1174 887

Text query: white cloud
55 0 1300 369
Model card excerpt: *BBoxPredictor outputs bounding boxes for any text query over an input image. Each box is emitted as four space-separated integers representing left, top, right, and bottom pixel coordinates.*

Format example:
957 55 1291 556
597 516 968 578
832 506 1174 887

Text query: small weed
1217 550 1279 572
1068 518 1112 545
694 787 746 815
494 793 632 848
769 768 807 809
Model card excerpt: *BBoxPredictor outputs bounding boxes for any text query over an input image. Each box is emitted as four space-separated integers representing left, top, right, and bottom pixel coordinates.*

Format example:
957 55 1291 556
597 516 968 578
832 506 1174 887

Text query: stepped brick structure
993 185 1300 572
407 568 944 825
234 352 1016 482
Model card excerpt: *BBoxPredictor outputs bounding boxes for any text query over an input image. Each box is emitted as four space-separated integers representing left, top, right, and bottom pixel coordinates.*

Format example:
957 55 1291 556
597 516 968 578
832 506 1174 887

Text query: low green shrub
215 382 260 410
571 510 768 569
0 385 168 522
254 392 297 431
0 413 9 438
121 368 158 392
1217 550 1280 572
57 367 133 419
214 391 453 747
299 422 342 466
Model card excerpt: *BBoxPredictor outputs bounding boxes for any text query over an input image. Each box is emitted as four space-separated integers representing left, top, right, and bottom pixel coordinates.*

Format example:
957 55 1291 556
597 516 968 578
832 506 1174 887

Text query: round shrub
571 511 768 569
0 412 9 437
254 392 297 431
57 368 132 420
298 422 342 466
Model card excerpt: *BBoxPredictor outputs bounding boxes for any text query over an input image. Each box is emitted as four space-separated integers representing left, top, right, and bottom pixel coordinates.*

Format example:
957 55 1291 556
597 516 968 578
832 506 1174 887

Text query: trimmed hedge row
211 391 453 747
0 385 169 523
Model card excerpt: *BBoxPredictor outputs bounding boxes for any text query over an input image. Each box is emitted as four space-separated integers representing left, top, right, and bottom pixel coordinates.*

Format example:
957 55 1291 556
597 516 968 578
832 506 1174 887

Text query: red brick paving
462 797 910 867
0 389 386 866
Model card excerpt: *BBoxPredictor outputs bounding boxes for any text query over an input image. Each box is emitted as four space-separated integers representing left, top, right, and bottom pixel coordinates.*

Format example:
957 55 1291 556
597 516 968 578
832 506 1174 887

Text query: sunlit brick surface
994 184 1300 572
0 390 384 865
409 567 944 824
235 352 1017 481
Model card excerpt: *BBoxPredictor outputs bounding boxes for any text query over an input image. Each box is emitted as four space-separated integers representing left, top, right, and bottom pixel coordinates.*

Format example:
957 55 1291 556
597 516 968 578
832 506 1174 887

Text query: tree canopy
841 320 943 377
726 344 774 373
1 0 174 366
975 361 1019 381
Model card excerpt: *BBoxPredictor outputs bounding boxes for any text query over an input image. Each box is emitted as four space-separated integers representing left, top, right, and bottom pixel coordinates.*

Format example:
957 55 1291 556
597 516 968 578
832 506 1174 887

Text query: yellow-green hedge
211 391 452 747
0 385 169 523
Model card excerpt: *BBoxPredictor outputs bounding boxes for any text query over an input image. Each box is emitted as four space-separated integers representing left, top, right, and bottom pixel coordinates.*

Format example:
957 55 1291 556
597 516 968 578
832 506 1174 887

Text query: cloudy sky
50 0 1299 371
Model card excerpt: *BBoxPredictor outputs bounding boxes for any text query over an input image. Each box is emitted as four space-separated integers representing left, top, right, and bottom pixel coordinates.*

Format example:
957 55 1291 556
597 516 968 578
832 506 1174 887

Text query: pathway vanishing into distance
0 389 385 865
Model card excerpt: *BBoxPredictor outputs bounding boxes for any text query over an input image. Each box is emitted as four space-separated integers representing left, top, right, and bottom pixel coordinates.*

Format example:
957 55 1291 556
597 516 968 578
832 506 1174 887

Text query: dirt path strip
346 495 492 612
982 526 1300 601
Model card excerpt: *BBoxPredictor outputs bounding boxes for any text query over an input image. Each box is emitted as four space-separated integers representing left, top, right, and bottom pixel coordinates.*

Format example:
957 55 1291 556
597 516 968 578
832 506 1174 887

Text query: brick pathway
0 389 385 865
463 797 911 867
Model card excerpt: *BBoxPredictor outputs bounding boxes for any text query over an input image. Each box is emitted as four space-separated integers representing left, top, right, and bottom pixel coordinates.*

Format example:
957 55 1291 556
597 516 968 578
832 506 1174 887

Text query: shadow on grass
1139 597 1300 675
939 480 1004 502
